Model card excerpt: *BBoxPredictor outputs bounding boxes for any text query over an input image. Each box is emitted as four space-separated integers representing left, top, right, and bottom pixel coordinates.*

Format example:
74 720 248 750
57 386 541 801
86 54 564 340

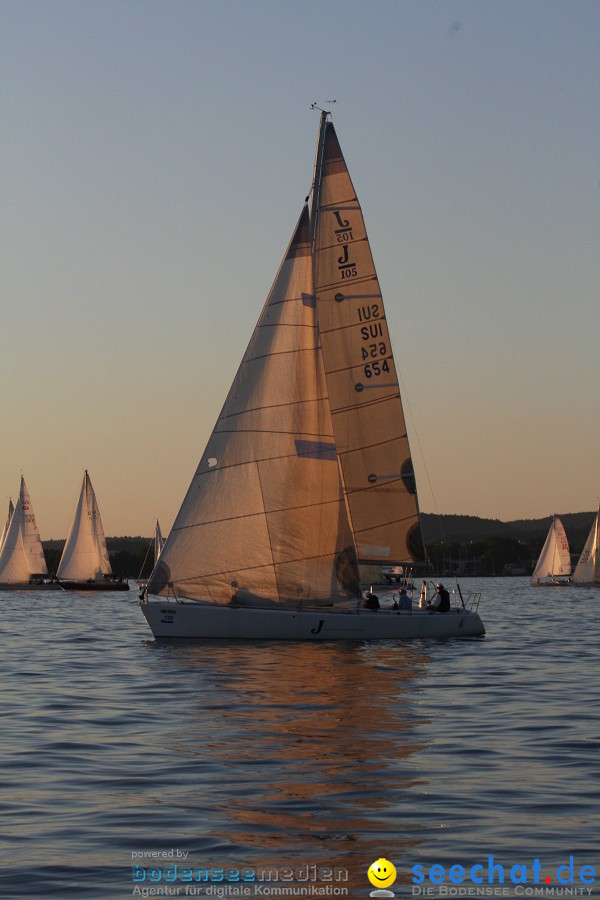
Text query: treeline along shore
41 512 596 579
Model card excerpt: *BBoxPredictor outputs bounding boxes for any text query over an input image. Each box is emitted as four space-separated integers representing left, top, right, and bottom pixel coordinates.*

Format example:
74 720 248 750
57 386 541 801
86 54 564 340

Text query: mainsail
531 516 571 581
311 116 424 565
57 471 112 581
148 206 360 605
0 478 48 583
572 507 600 586
0 498 14 552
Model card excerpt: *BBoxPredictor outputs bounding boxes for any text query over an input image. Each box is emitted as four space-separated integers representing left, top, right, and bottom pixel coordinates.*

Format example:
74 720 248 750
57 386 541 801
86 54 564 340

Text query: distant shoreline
40 511 596 579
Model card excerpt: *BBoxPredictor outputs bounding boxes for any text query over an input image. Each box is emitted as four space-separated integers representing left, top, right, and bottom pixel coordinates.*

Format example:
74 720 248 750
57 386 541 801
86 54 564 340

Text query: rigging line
352 512 419 536
136 536 153 582
337 433 409 457
330 392 401 415
254 459 280 600
395 364 463 600
264 295 316 307
219 396 330 420
173 496 344 532
213 428 335 439
172 546 345 585
241 346 328 364
317 235 369 254
198 446 336 475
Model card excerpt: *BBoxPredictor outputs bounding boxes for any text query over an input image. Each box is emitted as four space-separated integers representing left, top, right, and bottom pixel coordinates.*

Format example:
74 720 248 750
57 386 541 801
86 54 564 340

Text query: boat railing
464 592 481 612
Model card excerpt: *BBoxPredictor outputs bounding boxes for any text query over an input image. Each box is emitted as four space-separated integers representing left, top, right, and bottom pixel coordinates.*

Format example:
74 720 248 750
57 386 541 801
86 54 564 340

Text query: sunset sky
2 0 598 539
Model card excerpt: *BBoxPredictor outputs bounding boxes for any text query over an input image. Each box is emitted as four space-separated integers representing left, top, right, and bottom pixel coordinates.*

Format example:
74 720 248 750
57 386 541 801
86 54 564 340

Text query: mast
309 110 329 247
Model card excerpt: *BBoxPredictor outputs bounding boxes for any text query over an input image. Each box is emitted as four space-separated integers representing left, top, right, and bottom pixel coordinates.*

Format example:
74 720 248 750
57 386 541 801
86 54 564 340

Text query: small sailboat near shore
140 111 484 640
572 505 600 587
0 498 14 553
0 477 55 590
530 515 572 586
57 471 129 591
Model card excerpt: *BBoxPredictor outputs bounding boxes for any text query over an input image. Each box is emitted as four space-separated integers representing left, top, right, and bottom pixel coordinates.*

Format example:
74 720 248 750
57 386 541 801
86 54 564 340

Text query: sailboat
154 519 165 561
136 520 165 588
0 477 54 590
57 470 129 591
572 506 600 587
140 112 485 640
530 515 572 586
0 498 14 553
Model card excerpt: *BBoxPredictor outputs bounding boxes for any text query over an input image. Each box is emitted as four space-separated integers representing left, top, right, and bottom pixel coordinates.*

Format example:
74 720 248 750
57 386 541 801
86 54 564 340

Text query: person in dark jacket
363 591 380 611
428 582 450 612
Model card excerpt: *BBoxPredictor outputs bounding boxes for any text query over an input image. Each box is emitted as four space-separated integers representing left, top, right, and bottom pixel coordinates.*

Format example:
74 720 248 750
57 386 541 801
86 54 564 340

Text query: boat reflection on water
149 640 433 890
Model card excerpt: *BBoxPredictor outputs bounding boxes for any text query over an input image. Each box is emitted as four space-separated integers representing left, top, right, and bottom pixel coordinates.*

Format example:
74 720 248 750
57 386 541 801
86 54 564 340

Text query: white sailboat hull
140 600 485 640
530 578 572 587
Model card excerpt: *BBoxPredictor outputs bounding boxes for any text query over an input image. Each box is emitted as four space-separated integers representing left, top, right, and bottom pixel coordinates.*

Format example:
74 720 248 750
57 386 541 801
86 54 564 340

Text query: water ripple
1 580 599 896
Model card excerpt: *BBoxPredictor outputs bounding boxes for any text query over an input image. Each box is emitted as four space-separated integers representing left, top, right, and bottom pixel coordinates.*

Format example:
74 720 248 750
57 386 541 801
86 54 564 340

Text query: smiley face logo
368 858 397 889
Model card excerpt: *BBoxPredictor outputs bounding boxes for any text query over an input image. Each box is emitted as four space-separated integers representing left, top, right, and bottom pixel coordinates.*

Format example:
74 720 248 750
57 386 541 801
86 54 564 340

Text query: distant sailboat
530 516 572 586
572 506 600 587
0 478 52 589
0 498 14 553
140 111 484 640
136 520 165 588
154 520 165 563
57 470 129 591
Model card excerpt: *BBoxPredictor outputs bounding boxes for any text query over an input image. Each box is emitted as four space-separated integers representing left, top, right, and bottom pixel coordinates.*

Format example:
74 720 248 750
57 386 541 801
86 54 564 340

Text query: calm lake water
1 579 598 899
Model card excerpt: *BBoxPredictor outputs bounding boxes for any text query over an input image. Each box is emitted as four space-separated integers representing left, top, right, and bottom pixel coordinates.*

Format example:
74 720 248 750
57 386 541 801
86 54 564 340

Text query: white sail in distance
148 206 360 606
57 471 112 581
531 516 571 581
0 478 48 583
572 507 600 585
154 520 164 563
0 498 14 553
311 117 424 565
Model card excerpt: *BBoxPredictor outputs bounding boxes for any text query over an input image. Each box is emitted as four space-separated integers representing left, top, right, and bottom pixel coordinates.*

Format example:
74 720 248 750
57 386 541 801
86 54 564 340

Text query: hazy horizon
2 0 599 538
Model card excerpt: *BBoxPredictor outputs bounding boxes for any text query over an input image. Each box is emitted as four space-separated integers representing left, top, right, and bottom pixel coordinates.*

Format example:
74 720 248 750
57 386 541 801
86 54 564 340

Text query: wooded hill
420 511 595 551
419 511 595 576
41 511 596 578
